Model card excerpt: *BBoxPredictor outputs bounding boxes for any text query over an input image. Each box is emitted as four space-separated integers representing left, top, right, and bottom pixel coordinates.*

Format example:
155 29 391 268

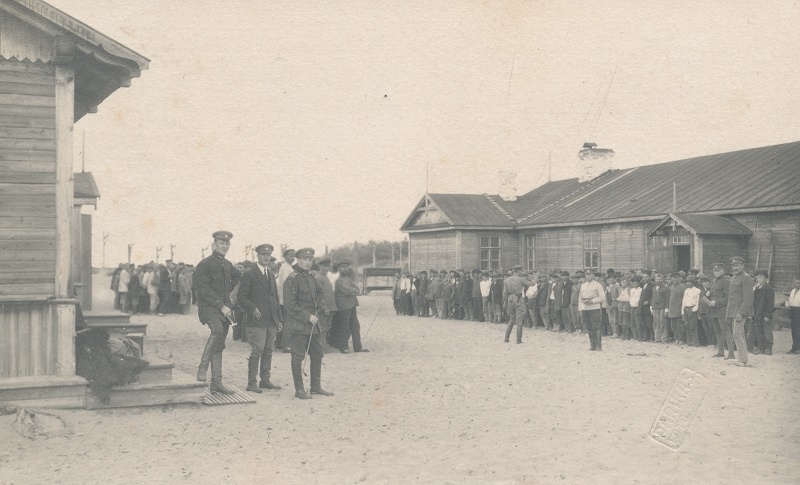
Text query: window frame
479 235 502 271
525 234 535 271
583 231 600 271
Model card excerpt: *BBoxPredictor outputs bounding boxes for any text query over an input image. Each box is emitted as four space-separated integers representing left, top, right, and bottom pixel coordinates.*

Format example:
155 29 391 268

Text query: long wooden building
401 141 800 292
0 0 148 406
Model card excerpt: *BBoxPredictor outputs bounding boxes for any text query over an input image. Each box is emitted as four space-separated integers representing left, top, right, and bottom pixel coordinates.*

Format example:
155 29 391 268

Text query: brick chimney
577 142 614 183
497 170 518 201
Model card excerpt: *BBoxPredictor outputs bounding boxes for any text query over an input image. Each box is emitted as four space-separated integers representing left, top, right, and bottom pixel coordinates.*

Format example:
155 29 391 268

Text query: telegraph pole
155 246 162 264
170 244 176 261
127 243 134 264
201 246 209 259
102 232 109 268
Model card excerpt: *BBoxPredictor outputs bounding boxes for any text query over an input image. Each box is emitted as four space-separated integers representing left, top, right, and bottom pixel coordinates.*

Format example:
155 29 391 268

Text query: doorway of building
673 246 690 272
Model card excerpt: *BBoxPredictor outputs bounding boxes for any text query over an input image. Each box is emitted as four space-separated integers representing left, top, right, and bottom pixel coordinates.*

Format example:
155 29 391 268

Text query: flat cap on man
729 256 745 265
212 230 233 241
711 262 725 271
755 269 769 278
282 248 295 256
255 243 274 254
512 264 523 271
295 247 314 258
335 259 352 269
318 257 332 266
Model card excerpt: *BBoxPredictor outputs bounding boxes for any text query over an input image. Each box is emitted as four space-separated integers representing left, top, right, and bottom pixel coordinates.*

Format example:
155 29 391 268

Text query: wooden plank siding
599 223 647 272
0 301 59 378
409 232 457 273
734 211 800 292
458 230 517 272
0 14 55 65
0 59 56 297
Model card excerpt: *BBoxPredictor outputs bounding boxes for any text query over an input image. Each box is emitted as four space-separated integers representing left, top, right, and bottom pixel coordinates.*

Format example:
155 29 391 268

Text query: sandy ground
1 273 799 484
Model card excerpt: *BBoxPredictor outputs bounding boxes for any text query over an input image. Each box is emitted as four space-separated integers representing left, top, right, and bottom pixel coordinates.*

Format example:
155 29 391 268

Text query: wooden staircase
86 356 205 409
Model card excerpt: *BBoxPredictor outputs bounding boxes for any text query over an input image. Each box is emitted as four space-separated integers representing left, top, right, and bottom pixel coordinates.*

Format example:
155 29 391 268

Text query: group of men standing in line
191 231 368 400
110 260 194 315
392 256 797 367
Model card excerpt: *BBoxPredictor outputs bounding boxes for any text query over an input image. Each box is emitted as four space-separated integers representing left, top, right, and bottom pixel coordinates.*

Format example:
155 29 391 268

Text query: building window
584 231 600 270
480 236 501 271
525 235 535 270
672 235 690 245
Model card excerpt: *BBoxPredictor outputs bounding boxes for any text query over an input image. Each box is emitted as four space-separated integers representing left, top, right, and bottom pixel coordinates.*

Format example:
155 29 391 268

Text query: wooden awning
648 212 753 237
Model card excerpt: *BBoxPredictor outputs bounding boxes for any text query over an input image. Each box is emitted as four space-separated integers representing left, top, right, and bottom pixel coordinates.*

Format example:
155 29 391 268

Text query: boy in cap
236 243 283 392
283 248 332 399
681 275 701 346
193 231 242 394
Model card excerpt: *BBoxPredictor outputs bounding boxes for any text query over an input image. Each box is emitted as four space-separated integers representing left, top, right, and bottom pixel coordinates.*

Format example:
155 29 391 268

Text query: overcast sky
49 0 800 266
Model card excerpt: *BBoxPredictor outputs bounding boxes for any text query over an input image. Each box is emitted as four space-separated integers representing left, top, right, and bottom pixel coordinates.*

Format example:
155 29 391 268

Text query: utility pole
391 242 395 263
170 244 176 262
155 246 162 264
245 244 253 261
372 243 377 266
127 243 133 265
353 241 359 269
102 232 109 268
201 246 209 259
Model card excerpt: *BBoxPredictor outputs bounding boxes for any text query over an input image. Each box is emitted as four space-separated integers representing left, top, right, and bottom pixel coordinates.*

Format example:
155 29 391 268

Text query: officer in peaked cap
236 242 283 393
282 247 332 399
727 255 753 366
708 261 734 359
503 265 535 344
194 230 241 394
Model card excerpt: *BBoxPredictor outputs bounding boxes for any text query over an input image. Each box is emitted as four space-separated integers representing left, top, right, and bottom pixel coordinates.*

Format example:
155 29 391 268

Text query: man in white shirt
479 272 492 323
118 264 131 313
579 269 606 351
682 276 701 346
276 248 296 352
786 277 800 354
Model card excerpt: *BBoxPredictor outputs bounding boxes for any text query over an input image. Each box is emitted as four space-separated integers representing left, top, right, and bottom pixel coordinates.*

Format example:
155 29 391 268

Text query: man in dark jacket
708 262 733 358
418 271 429 317
284 248 331 399
193 231 241 394
334 262 369 353
237 243 283 393
727 257 754 366
749 270 775 355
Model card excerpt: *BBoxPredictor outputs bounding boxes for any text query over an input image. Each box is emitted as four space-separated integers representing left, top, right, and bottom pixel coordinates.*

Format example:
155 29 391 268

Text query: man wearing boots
193 231 241 394
579 268 606 351
750 270 775 355
727 256 754 367
283 247 332 400
237 243 283 393
708 262 734 359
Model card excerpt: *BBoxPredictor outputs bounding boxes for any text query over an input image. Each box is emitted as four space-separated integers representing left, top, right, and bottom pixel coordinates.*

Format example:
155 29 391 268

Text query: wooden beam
54 65 73 298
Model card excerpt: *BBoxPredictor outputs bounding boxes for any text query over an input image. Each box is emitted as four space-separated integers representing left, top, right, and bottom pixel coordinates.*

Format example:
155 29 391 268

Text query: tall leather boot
259 354 281 390
292 356 311 399
196 336 215 382
588 328 597 350
246 357 262 393
210 353 235 394
595 330 603 351
310 357 334 396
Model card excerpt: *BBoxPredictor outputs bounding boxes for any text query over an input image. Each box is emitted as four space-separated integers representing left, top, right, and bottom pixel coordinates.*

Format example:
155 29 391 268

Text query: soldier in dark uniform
726 256 754 367
237 243 283 393
708 262 734 359
193 231 241 394
503 265 536 343
283 248 332 399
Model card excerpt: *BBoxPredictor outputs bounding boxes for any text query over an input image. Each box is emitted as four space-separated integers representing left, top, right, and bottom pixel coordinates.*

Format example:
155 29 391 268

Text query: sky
47 0 800 266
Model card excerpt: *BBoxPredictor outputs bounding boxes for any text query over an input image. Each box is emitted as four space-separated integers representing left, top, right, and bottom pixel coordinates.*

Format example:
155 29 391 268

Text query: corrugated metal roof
402 140 800 232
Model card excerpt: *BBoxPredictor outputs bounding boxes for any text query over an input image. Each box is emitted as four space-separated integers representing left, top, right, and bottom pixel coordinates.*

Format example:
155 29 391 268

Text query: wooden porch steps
0 375 88 409
86 368 205 410
83 311 134 326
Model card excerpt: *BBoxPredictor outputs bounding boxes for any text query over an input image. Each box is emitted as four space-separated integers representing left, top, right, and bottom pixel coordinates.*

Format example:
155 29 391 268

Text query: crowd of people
392 257 800 367
110 260 195 315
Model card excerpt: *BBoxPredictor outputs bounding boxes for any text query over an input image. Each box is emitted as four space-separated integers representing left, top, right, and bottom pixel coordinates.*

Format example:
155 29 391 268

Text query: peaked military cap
729 256 745 265
212 231 233 241
296 247 314 258
255 243 274 254
711 262 725 271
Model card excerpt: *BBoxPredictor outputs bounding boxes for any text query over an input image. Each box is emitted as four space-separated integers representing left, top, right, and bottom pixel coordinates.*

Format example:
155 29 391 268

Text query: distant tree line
327 239 408 269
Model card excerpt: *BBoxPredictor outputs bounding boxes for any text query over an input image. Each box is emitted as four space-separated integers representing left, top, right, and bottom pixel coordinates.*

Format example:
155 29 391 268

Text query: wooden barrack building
401 141 800 292
0 0 148 407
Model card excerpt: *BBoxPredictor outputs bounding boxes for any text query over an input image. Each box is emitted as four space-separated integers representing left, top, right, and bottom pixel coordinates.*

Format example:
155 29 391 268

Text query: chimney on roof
497 170 518 202
577 142 614 183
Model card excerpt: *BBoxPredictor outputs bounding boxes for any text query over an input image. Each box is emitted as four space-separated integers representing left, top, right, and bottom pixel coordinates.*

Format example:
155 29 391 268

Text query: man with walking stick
283 248 333 400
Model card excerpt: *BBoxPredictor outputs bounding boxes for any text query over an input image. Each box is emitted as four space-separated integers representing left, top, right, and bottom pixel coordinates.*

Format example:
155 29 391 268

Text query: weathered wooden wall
0 59 56 297
409 231 457 273
459 230 517 271
0 301 75 378
734 211 800 293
